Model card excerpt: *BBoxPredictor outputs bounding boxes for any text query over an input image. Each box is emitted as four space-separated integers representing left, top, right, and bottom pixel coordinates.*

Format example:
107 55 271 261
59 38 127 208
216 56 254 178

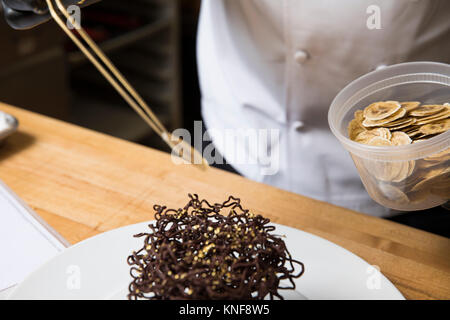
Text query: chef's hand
1 0 99 30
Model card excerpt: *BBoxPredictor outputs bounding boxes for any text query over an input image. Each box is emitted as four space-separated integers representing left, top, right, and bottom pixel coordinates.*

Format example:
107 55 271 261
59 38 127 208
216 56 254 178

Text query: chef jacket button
294 50 309 64
293 120 305 131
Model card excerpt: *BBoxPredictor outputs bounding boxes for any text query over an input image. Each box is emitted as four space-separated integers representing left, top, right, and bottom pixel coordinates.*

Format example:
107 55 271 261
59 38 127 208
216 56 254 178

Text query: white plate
9 222 404 300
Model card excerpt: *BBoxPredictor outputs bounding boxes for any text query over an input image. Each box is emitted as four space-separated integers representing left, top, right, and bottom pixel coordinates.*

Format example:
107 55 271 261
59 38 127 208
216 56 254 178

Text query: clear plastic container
329 62 450 211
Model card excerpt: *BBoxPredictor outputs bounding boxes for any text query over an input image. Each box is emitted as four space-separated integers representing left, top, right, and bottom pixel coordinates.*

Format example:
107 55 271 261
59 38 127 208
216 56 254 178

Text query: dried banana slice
392 161 411 183
416 115 449 126
367 136 393 146
348 110 367 140
411 167 449 192
415 104 449 117
363 107 406 127
431 171 450 198
425 148 450 161
403 174 424 191
348 118 365 140
400 101 421 113
407 160 416 178
369 133 411 181
354 128 391 143
409 104 445 117
366 137 400 181
354 110 364 122
417 159 442 169
373 128 392 140
384 117 416 128
378 183 409 203
391 131 412 146
412 133 439 141
419 119 450 135
406 129 421 137
363 101 401 121
415 115 450 126
415 109 450 125
372 161 400 182
403 125 420 132
388 122 417 131
354 131 373 143
410 179 430 193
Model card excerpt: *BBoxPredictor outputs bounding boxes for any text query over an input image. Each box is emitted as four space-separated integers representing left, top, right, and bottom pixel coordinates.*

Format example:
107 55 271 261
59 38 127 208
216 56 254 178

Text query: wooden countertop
0 103 449 300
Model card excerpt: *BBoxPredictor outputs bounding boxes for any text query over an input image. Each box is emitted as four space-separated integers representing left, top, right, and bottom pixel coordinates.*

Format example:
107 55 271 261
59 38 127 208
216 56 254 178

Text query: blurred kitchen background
0 0 201 152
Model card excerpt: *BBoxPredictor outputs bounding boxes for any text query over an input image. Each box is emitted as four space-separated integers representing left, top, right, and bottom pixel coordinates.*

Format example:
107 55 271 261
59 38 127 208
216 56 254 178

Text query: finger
3 0 47 14
2 3 50 29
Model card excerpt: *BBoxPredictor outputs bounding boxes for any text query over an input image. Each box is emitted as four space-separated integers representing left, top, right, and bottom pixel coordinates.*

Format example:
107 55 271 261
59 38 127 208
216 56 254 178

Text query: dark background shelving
0 0 202 152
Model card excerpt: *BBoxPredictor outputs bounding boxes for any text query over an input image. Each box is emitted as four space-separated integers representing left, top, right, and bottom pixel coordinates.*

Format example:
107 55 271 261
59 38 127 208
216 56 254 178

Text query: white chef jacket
196 0 450 217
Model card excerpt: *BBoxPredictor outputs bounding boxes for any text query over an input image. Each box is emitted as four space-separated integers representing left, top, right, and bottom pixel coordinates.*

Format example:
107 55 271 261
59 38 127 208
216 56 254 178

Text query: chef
197 0 449 217
2 0 449 217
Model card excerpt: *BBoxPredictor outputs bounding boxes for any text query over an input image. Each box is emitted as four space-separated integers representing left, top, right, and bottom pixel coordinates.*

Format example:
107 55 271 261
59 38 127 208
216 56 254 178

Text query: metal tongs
45 0 209 169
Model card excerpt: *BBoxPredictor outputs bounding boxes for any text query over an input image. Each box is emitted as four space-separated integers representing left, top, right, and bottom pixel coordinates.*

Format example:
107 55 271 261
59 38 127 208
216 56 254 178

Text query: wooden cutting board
0 103 449 300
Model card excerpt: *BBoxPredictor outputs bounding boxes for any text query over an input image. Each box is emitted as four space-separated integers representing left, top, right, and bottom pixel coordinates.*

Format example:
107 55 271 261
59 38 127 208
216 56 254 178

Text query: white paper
0 180 68 293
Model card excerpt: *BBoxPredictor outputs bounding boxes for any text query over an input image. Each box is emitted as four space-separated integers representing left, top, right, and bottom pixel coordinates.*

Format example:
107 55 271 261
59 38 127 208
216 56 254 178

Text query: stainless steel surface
0 111 18 141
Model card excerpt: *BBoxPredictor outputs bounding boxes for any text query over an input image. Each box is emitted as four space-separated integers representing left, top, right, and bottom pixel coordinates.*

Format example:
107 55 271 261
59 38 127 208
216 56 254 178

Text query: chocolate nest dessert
127 194 304 300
